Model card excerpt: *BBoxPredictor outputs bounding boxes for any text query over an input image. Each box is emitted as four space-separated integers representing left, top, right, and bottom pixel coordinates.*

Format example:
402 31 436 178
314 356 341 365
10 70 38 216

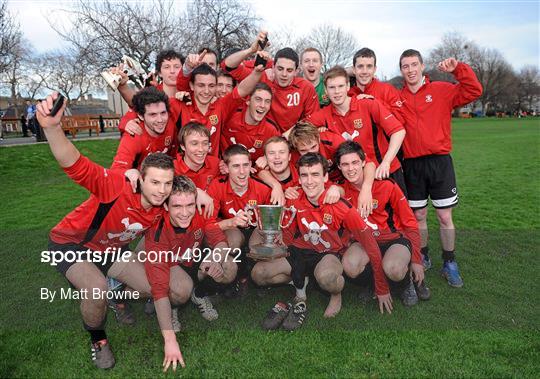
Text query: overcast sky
7 0 539 80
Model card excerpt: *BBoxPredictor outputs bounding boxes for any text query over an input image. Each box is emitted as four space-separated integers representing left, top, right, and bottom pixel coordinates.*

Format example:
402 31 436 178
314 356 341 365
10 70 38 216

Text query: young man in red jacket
348 48 405 124
335 141 429 304
398 49 482 286
37 93 174 369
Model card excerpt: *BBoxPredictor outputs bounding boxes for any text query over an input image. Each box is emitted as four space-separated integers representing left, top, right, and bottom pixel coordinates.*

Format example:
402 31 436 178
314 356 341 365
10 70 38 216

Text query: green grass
1 118 539 377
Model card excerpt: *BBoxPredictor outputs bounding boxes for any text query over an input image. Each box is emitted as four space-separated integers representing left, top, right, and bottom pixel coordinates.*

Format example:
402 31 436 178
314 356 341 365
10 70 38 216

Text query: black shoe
143 298 155 315
282 301 307 331
224 277 249 299
414 280 431 301
262 301 290 330
358 285 374 305
400 279 419 307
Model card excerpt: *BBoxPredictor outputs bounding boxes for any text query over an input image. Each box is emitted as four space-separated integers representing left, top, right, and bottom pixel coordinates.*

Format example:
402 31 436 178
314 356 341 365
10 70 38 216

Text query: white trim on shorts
432 194 458 208
408 199 428 209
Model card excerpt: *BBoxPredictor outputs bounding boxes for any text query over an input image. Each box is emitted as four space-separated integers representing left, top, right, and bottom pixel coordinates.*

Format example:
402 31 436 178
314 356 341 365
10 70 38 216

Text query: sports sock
393 270 411 293
84 321 107 344
442 249 455 262
295 277 309 300
421 246 429 258
355 264 373 287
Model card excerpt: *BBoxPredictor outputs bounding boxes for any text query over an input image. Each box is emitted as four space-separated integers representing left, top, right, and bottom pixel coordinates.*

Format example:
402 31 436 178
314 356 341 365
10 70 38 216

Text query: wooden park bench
61 116 100 138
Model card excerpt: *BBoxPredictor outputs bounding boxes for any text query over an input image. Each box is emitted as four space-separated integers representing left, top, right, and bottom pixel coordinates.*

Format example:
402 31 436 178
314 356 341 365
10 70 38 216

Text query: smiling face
325 76 350 107
182 131 209 168
217 75 234 98
168 191 197 228
299 163 327 203
400 56 425 87
265 140 291 176
140 167 174 207
295 138 320 156
141 102 169 136
353 56 376 88
245 89 272 124
338 152 365 185
273 57 298 88
301 51 322 83
159 58 182 87
227 153 251 192
190 74 217 106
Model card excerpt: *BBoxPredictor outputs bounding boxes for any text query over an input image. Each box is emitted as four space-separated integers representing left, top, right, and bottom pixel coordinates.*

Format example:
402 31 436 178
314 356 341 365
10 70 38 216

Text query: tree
298 24 358 70
180 0 261 59
517 65 540 112
0 0 21 74
48 0 186 71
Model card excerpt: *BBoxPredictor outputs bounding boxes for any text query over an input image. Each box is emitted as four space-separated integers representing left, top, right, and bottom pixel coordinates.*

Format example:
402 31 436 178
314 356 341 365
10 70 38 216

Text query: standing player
335 141 429 303
206 145 272 296
300 47 330 107
223 32 320 135
348 48 405 123
398 50 482 286
307 66 406 190
220 82 280 161
252 153 392 330
37 93 174 369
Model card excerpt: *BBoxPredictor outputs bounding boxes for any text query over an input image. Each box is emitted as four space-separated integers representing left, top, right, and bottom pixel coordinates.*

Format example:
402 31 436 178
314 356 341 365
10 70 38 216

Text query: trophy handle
244 204 258 227
280 206 296 228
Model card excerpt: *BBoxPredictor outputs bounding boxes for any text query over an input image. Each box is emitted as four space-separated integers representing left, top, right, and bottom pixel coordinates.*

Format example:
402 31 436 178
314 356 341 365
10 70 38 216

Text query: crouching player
144 176 237 371
335 141 429 305
251 153 391 331
37 93 174 369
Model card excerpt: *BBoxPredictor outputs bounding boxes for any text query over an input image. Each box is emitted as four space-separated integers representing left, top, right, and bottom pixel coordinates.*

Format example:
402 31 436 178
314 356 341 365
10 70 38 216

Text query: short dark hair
132 87 169 116
274 48 299 68
198 47 218 64
140 152 174 177
297 152 329 175
171 175 197 198
217 70 237 87
399 49 423 68
223 144 251 165
323 65 348 86
190 63 218 83
178 121 210 147
251 82 272 97
353 48 377 67
156 49 184 72
334 141 366 166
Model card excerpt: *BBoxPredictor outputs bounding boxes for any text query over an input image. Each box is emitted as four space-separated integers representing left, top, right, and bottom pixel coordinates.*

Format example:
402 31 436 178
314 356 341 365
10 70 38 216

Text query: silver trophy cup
246 204 296 261
101 56 148 91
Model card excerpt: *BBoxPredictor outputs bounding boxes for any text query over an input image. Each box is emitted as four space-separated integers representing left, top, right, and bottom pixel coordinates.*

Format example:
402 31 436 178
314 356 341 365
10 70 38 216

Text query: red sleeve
450 62 483 109
204 221 227 247
143 223 173 301
389 184 422 264
344 208 390 296
219 88 247 122
383 85 406 125
63 155 125 203
302 83 320 118
117 109 137 134
227 64 253 82
110 134 140 172
176 70 191 92
306 108 328 128
368 99 404 136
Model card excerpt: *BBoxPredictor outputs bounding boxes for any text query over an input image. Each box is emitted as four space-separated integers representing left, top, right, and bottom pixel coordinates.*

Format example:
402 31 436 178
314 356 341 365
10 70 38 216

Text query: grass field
1 117 539 378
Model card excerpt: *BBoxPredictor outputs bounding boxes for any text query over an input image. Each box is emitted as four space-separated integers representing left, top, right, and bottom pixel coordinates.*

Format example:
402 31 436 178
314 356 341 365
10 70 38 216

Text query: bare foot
324 293 342 318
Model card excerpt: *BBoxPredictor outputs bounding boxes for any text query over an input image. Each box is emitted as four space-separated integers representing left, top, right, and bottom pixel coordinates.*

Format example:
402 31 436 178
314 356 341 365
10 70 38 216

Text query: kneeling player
37 93 173 369
251 153 391 330
335 141 428 305
144 176 236 371
206 144 272 296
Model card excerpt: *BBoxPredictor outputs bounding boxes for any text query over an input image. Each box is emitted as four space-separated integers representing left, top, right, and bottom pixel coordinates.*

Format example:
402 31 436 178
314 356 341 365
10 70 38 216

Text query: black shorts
390 168 408 197
378 236 412 257
286 246 335 289
181 261 202 282
402 154 459 209
48 239 117 277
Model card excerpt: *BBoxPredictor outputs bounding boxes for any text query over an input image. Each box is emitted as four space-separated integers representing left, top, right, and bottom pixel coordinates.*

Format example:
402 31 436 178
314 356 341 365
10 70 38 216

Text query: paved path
0 132 121 147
